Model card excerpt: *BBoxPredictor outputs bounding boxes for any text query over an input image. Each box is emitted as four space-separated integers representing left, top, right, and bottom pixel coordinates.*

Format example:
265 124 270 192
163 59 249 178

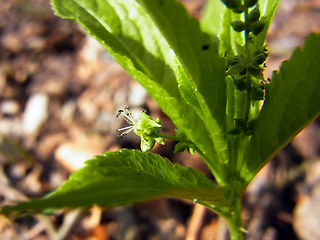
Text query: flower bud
232 5 245 13
174 142 195 155
248 5 260 23
174 129 195 155
221 0 242 9
232 20 246 32
233 76 250 91
250 81 265 100
245 0 258 8
251 21 265 35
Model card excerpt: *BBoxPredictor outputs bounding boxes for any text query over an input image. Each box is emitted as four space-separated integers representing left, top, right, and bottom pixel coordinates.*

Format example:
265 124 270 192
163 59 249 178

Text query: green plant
2 0 320 239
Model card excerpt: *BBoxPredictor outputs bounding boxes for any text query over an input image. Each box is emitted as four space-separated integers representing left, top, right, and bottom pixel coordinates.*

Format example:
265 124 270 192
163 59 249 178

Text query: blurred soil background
0 0 320 239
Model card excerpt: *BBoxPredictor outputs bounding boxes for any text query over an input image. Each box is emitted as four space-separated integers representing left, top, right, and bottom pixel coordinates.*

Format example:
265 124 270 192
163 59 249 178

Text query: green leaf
243 33 320 185
1 149 231 214
202 0 244 55
136 0 228 156
201 0 226 37
51 0 229 182
253 0 279 49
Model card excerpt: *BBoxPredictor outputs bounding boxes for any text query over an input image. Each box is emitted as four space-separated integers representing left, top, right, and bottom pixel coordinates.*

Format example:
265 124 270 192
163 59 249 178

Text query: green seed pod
232 5 245 13
221 0 242 10
231 20 246 32
233 76 250 91
244 119 256 136
245 0 258 8
248 5 260 23
251 21 265 35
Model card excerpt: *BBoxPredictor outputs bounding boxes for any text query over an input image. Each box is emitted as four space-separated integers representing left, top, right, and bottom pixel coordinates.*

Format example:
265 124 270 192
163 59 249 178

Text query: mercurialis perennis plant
2 0 320 239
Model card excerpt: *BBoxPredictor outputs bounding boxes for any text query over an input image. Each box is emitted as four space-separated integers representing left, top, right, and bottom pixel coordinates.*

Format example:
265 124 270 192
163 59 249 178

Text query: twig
186 204 206 240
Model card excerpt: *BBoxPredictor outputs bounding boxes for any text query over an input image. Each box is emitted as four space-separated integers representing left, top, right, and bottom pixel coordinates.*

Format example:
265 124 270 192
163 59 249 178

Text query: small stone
1 33 22 52
55 140 106 172
0 100 20 116
129 83 148 107
22 93 49 136
55 142 92 171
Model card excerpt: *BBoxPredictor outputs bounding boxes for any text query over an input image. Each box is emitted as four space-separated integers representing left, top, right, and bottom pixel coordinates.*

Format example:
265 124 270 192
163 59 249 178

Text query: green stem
244 7 252 125
201 199 243 240
158 133 181 142
223 5 253 240
159 132 207 157
244 8 250 48
225 199 243 240
244 82 251 123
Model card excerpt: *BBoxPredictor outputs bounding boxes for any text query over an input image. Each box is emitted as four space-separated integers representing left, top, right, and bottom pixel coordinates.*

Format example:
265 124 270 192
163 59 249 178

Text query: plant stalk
159 133 206 157
225 199 243 240
201 198 243 240
244 7 252 125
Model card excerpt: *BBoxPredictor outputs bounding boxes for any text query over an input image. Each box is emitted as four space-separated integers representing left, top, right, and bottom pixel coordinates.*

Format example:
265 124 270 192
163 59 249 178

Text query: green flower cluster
223 0 271 136
134 111 165 152
116 108 197 154
227 47 268 100
116 108 164 152
223 0 269 102
231 5 265 36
